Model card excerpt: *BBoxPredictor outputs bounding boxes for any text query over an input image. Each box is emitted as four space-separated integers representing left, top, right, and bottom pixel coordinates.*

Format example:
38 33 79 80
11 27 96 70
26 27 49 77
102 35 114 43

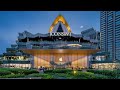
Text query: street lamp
73 70 77 74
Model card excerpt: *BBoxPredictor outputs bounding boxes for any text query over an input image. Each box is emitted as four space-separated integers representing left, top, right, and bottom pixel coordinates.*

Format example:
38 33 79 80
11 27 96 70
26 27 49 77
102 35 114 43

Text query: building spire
49 14 72 33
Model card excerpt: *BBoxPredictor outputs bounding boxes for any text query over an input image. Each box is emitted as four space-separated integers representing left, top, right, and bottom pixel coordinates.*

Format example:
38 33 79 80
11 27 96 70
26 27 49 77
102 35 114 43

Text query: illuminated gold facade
49 14 72 33
22 49 100 69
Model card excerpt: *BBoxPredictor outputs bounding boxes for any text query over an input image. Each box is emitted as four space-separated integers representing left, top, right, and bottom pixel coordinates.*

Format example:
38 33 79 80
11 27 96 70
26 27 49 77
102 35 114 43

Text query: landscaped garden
0 68 120 79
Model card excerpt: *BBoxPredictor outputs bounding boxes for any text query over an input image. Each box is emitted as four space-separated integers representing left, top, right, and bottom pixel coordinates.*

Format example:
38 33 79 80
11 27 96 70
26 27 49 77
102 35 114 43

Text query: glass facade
100 11 120 61
34 53 88 69
92 63 120 70
22 49 99 69
100 11 107 52
115 11 120 60
1 60 31 69
1 64 31 69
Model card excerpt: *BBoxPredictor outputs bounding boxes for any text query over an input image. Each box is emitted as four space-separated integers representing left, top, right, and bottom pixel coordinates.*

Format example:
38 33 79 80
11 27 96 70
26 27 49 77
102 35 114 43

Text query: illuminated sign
50 32 71 36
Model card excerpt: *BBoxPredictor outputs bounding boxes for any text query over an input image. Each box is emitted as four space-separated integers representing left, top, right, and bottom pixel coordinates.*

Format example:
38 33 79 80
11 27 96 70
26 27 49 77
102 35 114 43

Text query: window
116 11 120 16
116 20 120 25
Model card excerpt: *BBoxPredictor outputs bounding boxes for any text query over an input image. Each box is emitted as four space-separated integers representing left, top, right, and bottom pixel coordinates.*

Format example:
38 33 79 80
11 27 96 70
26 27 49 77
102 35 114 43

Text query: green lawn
0 68 119 79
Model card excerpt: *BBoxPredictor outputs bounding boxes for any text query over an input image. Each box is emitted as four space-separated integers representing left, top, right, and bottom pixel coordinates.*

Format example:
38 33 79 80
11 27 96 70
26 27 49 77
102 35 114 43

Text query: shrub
21 69 39 75
44 69 72 73
43 75 54 79
3 68 39 75
0 74 25 78
52 73 72 79
69 71 109 79
26 73 54 79
87 69 117 78
0 70 11 76
0 68 39 76
44 70 53 73
27 73 42 77
78 72 94 79
92 74 109 79
8 68 23 74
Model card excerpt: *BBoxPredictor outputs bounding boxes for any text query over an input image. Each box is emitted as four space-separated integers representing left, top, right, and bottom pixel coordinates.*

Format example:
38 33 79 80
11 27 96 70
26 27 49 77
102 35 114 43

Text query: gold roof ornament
49 14 72 33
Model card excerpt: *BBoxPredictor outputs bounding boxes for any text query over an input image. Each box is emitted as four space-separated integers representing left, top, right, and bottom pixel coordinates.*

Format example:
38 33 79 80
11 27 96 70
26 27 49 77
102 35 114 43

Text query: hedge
70 71 109 79
0 68 39 75
0 74 25 78
44 69 72 73
87 69 118 78
27 73 54 79
0 70 11 76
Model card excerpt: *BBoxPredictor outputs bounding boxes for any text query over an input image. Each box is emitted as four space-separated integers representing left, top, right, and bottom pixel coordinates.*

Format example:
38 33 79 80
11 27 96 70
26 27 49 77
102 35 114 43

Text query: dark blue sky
0 11 100 54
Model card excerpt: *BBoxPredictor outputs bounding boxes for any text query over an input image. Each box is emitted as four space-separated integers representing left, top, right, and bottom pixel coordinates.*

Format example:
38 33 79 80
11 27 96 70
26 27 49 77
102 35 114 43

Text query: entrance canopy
21 49 100 55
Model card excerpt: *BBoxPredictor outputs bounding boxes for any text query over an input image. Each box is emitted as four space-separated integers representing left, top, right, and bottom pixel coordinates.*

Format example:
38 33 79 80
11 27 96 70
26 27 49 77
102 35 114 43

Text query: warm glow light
49 14 72 33
67 44 82 47
73 70 77 74
21 49 100 68
92 63 120 70
58 49 63 53
59 57 62 62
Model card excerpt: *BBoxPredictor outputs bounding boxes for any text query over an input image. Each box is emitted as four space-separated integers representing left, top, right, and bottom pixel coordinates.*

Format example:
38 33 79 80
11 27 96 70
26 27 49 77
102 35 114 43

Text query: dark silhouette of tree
0 61 3 67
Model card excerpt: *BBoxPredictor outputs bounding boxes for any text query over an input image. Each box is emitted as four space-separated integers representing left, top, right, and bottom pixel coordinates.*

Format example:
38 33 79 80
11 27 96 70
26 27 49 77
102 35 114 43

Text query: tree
0 61 3 67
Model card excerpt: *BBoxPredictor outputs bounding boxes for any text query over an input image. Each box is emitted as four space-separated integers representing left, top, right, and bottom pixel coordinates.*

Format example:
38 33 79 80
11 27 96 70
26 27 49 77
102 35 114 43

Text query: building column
87 54 89 68
30 55 34 69
79 38 80 43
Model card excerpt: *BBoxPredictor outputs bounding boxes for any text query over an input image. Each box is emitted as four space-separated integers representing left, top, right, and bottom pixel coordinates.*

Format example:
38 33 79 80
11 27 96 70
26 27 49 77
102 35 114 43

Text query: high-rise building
100 11 120 61
81 27 100 48
81 27 100 40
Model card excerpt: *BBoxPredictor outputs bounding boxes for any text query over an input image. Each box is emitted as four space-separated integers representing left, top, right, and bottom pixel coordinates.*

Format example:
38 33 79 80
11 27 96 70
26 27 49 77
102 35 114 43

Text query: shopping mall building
0 14 100 69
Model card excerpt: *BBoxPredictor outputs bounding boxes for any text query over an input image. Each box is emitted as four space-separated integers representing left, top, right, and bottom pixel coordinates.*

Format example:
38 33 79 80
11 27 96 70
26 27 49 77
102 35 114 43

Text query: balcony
27 41 80 45
17 41 98 50
31 45 98 49
16 42 26 45
32 46 43 49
